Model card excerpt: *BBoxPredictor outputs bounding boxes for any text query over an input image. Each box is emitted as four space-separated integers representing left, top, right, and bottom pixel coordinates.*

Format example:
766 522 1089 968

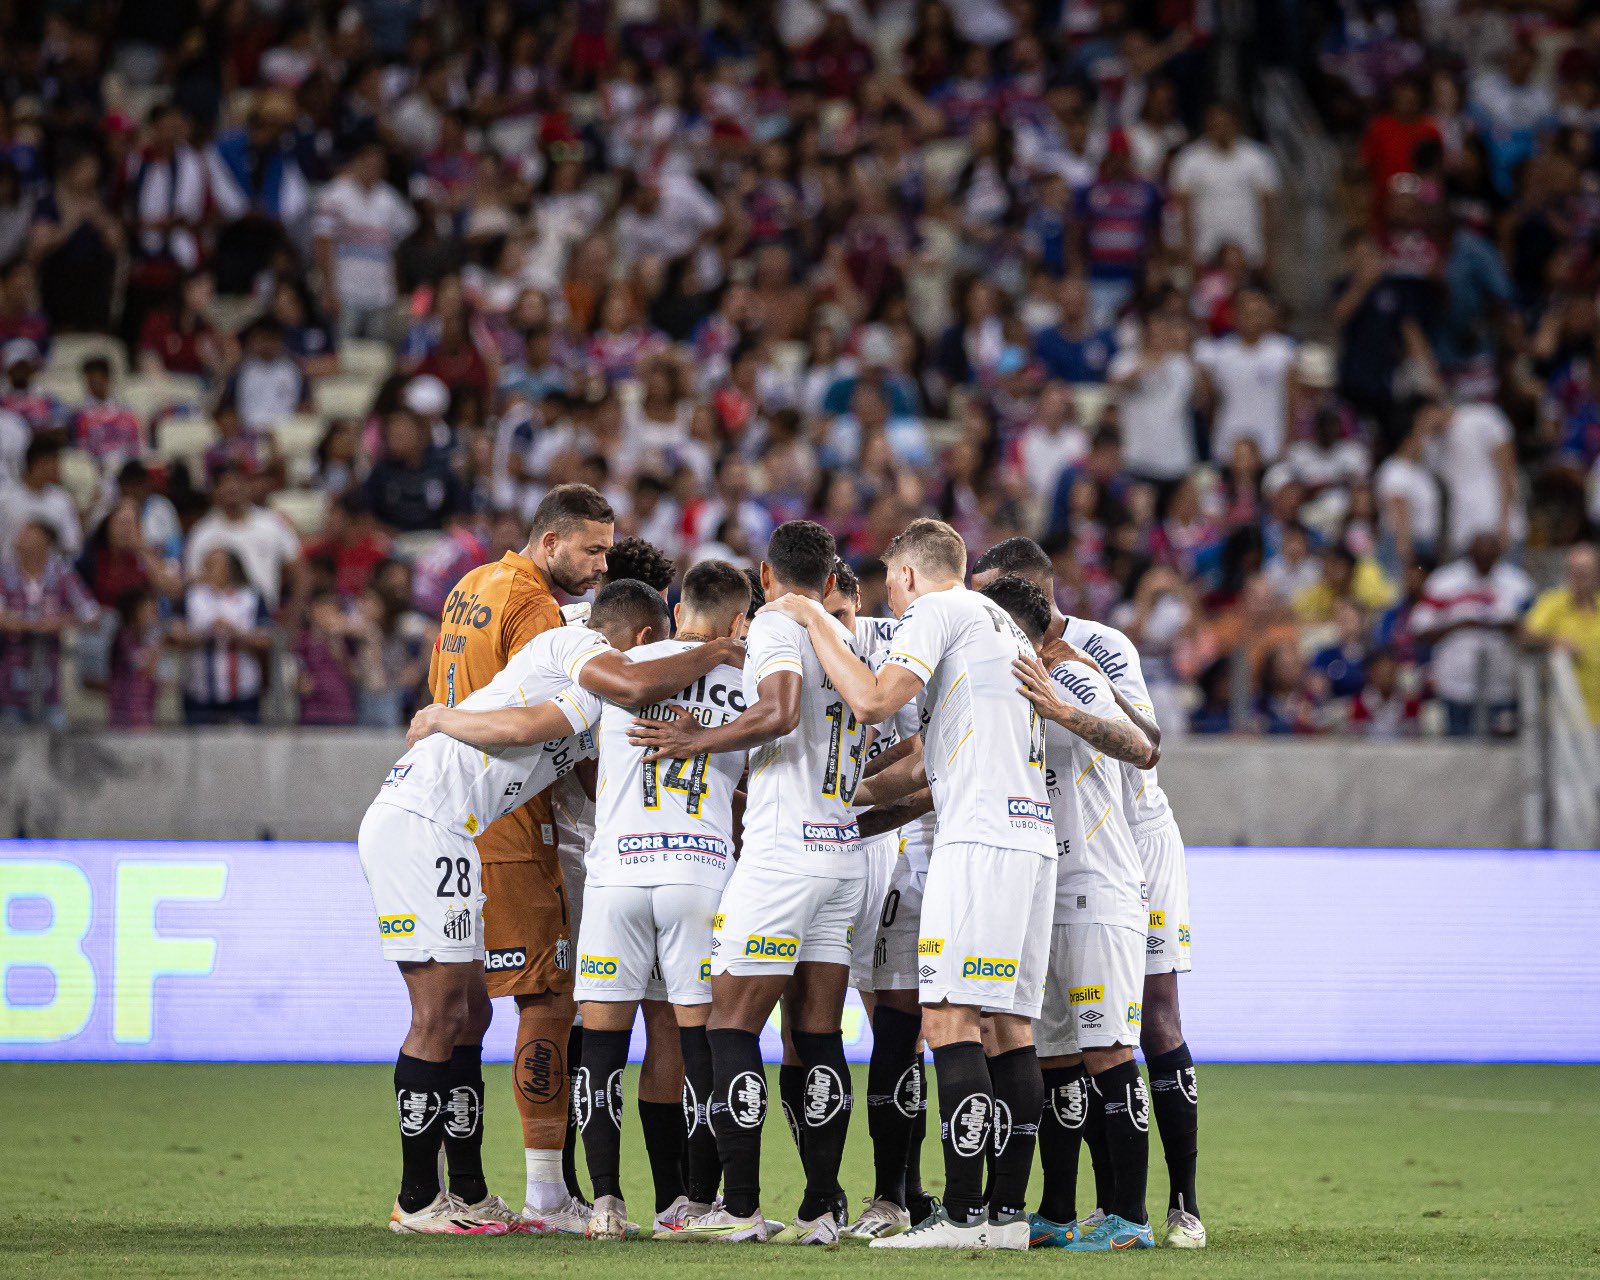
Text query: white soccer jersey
741 609 867 879
1042 660 1146 929
883 586 1054 858
588 638 746 891
853 614 933 867
375 627 606 838
1062 616 1173 831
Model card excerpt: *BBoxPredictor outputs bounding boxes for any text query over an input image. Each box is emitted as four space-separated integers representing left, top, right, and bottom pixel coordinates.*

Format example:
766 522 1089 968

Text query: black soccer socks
1093 1058 1151 1226
931 1040 993 1224
865 1004 922 1206
678 1025 721 1205
1037 1062 1089 1223
394 1052 451 1212
905 1058 934 1220
1082 1063 1114 1212
708 1028 766 1219
638 1099 686 1213
778 1062 808 1159
792 1030 853 1222
562 1024 586 1200
1147 1042 1200 1217
986 1046 1044 1221
575 1028 631 1201
442 1044 488 1205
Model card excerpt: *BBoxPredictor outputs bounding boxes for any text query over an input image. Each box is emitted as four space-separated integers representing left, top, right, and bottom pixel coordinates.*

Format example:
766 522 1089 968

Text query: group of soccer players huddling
358 483 1203 1250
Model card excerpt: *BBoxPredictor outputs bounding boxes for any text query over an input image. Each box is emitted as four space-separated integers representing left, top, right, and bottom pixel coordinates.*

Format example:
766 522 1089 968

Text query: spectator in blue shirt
1033 276 1117 383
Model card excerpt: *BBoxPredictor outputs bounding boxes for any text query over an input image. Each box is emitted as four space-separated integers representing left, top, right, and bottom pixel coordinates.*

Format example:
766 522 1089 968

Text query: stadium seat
1073 384 1110 429
313 375 379 421
271 414 326 485
46 333 128 380
154 417 217 468
35 367 85 409
339 339 395 382
268 488 329 536
208 295 261 334
770 340 807 378
57 448 103 509
121 375 206 424
921 139 972 194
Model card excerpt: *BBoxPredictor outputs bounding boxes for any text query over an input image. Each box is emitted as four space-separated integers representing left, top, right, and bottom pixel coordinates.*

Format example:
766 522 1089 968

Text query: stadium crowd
2 0 1599 736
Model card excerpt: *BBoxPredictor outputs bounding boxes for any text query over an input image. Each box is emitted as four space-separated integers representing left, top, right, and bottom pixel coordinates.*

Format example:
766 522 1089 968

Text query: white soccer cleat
586 1194 632 1241
388 1192 511 1235
523 1193 592 1236
840 1197 911 1242
870 1205 1024 1250
460 1193 534 1234
652 1195 715 1236
1162 1206 1207 1248
772 1212 842 1246
665 1206 773 1242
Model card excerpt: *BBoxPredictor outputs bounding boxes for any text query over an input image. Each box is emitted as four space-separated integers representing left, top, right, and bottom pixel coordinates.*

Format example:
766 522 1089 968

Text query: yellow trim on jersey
1083 802 1114 842
1133 782 1148 801
888 651 934 678
945 727 974 765
554 689 595 731
754 658 804 681
938 671 968 713
750 746 783 780
566 644 608 681
1075 753 1104 784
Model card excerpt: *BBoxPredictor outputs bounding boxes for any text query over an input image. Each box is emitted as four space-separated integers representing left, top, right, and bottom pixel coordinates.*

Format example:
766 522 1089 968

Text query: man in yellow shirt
1524 544 1600 725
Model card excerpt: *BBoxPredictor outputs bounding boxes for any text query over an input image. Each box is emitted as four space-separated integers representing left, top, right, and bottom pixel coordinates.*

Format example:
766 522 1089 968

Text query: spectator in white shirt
314 143 419 341
1421 396 1524 554
1411 532 1533 736
183 467 302 608
1196 288 1298 463
220 318 313 433
613 170 723 270
1011 379 1088 505
1375 413 1443 572
1108 310 1201 486
1170 103 1281 271
1281 405 1371 537
0 438 83 561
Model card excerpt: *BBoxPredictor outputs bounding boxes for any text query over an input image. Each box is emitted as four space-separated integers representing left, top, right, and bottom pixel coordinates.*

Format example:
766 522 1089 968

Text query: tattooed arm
1038 636 1162 761
1013 652 1156 768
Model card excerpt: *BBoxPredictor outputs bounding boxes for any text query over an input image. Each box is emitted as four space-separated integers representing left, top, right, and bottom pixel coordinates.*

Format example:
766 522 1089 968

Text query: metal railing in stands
1521 650 1600 849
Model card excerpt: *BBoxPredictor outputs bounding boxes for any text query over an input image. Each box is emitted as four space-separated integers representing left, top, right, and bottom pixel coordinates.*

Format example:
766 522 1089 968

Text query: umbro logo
919 965 936 979
1079 1009 1103 1024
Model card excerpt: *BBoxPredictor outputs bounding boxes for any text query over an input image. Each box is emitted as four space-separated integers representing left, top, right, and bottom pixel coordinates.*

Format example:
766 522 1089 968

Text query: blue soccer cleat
1062 1213 1155 1251
1029 1207 1103 1248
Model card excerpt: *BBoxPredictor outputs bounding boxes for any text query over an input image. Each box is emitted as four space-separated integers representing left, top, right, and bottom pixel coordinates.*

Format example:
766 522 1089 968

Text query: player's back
380 627 604 839
885 585 1053 857
1062 615 1173 831
741 608 867 878
1041 658 1145 930
588 638 747 889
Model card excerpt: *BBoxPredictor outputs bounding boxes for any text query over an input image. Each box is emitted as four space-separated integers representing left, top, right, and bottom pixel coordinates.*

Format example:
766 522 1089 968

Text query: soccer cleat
871 1204 1017 1249
1029 1207 1103 1248
841 1197 911 1242
1062 1213 1156 1251
664 1206 773 1242
652 1196 715 1236
388 1192 511 1235
1162 1207 1207 1248
586 1195 631 1241
523 1194 592 1236
461 1193 533 1234
772 1213 841 1247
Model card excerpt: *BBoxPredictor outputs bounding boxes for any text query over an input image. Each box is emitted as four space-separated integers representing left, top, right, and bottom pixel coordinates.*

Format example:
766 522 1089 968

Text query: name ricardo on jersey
616 831 732 867
1050 665 1100 705
1079 633 1129 682
803 820 861 847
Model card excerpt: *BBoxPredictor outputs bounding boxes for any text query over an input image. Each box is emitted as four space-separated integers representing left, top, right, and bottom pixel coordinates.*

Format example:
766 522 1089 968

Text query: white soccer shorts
871 837 928 992
1136 817 1192 975
572 882 723 1005
358 801 484 964
1034 921 1147 1056
711 860 865 976
916 841 1056 1018
848 834 900 990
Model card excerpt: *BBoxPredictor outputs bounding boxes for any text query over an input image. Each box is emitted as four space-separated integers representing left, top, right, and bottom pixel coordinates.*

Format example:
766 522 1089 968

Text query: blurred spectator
1 438 82 559
1421 398 1524 556
121 103 209 346
1375 412 1441 573
364 409 463 533
1309 600 1372 704
172 547 272 726
1524 542 1600 726
1195 288 1297 463
1033 277 1117 384
1170 103 1280 273
221 317 313 433
1109 310 1199 487
0 520 98 728
106 584 167 730
1348 647 1423 738
313 142 418 342
294 590 358 726
138 272 229 380
79 498 182 609
29 146 124 333
184 467 302 607
72 357 144 472
303 494 392 599
1412 532 1534 736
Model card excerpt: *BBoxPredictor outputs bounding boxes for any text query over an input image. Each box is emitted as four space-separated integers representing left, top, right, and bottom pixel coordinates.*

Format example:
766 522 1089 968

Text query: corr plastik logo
579 955 619 977
1006 797 1052 823
743 935 798 959
961 956 1018 980
802 821 861 845
378 914 416 936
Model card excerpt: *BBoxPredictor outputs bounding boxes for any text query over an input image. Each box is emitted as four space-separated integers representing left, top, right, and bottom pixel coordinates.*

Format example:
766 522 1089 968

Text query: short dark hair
602 536 675 592
765 520 837 593
531 483 615 539
743 566 765 619
590 577 670 637
972 536 1052 585
682 558 751 621
981 576 1052 643
24 436 61 469
82 355 111 377
832 557 859 598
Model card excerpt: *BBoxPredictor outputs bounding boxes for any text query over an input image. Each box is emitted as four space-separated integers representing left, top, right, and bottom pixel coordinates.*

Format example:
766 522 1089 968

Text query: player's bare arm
406 698 580 751
628 668 802 763
761 594 924 724
1040 634 1163 756
578 635 744 709
852 749 929 809
856 787 934 839
864 732 919 778
1013 652 1156 768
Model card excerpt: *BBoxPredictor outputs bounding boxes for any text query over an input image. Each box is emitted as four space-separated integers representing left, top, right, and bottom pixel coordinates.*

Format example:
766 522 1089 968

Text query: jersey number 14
642 753 711 817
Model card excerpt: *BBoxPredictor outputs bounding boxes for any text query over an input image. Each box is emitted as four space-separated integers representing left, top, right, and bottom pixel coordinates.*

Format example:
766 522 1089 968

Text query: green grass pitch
6 1062 1597 1277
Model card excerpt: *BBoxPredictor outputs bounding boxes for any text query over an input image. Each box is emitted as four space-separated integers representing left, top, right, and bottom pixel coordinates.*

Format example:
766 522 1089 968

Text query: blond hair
885 518 967 582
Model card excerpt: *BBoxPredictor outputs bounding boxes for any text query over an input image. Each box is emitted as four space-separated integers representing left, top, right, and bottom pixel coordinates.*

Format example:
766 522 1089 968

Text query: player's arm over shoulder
1047 658 1156 768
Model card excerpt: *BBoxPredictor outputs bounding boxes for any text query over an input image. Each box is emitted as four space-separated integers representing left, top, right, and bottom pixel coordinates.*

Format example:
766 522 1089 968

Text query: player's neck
770 583 822 604
674 615 720 644
907 577 960 606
